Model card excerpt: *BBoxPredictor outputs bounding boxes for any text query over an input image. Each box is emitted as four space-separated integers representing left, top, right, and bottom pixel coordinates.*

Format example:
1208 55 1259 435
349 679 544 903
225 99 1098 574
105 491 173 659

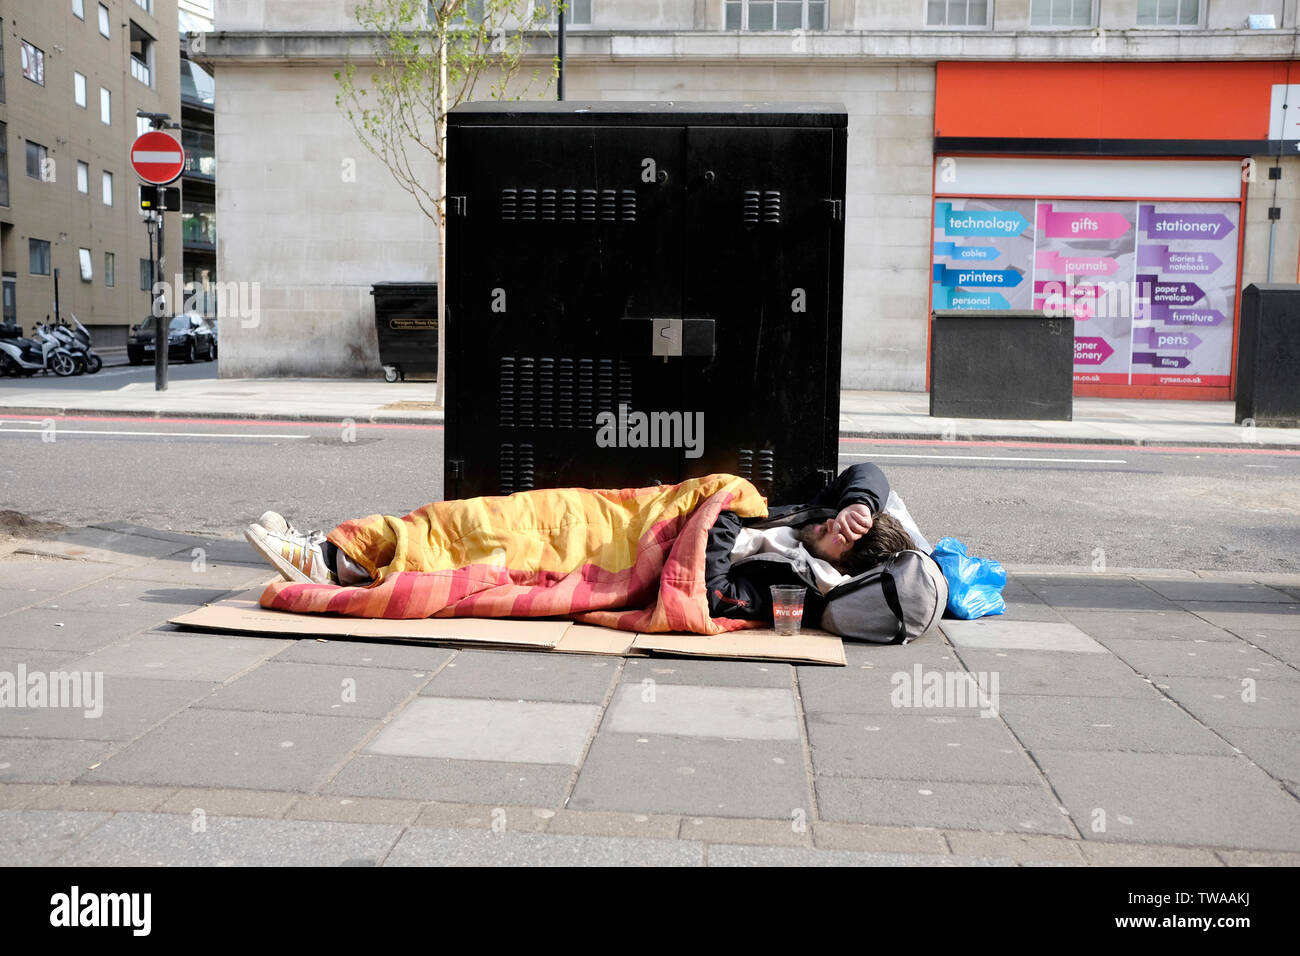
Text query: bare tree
336 0 556 401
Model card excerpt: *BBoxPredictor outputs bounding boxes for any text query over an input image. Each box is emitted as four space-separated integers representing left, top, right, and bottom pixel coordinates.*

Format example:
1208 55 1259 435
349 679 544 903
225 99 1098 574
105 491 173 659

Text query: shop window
1030 0 1093 26
725 0 826 29
1136 0 1199 26
30 239 52 276
926 0 990 26
21 41 45 86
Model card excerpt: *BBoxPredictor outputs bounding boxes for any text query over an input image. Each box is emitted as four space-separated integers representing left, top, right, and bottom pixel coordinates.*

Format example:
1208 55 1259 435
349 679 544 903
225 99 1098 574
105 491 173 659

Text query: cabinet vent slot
500 188 517 222
520 188 537 221
517 356 536 428
498 356 516 427
742 190 760 225
763 190 782 224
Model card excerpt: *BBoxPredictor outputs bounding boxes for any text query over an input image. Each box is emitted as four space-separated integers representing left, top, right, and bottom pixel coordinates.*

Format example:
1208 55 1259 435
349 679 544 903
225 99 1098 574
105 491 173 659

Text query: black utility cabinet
930 310 1074 421
1236 283 1300 427
445 101 847 502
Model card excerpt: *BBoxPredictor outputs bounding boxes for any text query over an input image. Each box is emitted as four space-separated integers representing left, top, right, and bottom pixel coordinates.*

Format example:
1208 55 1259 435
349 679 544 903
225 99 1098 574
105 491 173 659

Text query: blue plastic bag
930 537 1007 619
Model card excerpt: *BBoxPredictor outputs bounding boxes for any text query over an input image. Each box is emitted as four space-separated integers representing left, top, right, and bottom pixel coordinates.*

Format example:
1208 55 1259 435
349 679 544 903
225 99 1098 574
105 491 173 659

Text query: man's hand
832 503 874 546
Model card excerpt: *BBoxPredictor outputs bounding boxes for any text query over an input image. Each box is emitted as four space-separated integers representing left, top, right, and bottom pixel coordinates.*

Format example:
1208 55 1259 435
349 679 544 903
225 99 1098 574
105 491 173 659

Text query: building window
98 3 112 38
74 71 88 107
134 0 153 12
25 141 49 181
1136 0 1198 25
532 0 592 24
77 160 89 194
1030 0 1093 25
0 23 6 103
105 252 115 287
725 0 826 30
0 124 9 207
130 22 156 87
74 0 86 19
136 115 152 138
102 170 113 205
927 0 990 26
79 248 94 282
30 239 52 276
139 258 152 291
21 41 46 86
100 87 111 125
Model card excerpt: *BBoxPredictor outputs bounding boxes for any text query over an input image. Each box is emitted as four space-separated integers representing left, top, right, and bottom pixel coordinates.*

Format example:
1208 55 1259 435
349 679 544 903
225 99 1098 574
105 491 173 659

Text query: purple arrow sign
1137 245 1223 273
1137 275 1205 306
1139 205 1234 240
1134 328 1203 349
1132 352 1192 369
1073 337 1114 364
1154 306 1227 326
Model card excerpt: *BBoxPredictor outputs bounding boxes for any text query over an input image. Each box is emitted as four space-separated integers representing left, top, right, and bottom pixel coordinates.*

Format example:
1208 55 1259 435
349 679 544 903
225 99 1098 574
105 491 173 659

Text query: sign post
131 127 184 392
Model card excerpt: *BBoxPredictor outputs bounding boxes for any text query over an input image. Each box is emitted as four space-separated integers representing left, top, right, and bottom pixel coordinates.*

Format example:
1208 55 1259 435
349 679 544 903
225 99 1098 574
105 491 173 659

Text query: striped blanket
258 473 769 635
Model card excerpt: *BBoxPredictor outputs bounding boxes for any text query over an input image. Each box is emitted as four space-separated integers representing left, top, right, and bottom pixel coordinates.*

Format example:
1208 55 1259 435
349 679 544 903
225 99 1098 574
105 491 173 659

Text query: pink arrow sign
1074 337 1114 364
1036 203 1133 239
1035 250 1121 276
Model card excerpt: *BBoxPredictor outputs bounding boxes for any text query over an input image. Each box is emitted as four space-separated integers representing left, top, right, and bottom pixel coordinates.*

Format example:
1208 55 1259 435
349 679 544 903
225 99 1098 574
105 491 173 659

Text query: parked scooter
40 313 102 374
0 322 79 377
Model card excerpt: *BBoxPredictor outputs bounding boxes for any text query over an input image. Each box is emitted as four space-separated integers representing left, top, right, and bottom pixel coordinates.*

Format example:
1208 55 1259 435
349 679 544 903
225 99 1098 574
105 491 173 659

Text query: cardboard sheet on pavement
169 585 846 665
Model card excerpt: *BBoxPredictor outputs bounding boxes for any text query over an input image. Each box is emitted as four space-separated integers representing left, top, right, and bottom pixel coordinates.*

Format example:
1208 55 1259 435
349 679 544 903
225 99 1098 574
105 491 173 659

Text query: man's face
796 518 853 566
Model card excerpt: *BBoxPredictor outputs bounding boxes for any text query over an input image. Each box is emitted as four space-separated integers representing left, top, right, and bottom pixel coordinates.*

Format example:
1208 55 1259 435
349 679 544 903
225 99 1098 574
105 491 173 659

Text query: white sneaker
258 511 300 536
244 521 335 584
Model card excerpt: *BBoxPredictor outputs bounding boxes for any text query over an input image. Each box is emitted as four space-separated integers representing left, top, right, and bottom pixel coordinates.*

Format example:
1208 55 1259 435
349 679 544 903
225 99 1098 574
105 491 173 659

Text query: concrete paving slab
1102 637 1296 681
323 754 574 804
0 809 110 865
1217 849 1300 866
942 619 1109 653
1033 750 1300 850
0 648 81 672
807 712 1040 783
85 709 375 791
112 560 271 588
1022 583 1181 612
1157 676 1300 730
68 631 293 681
0 738 114 783
1143 580 1297 604
997 694 1234 755
26 784 177 812
815 777 1074 835
997 601 1068 623
950 648 1155 698
678 814 810 847
418 649 618 704
1 676 214 740
273 638 454 671
367 697 600 765
1222 628 1300 667
1076 842 1224 866
0 607 160 653
1177 601 1300 633
52 811 404 866
201 661 429 719
35 578 235 615
384 825 702 866
0 589 57 615
798 653 978 715
157 787 299 819
604 684 800 740
943 830 1087 865
1063 608 1240 643
840 638 961 668
0 555 129 592
1213 726 1300 785
811 822 951 855
705 843 1008 866
569 733 807 818
545 808 681 839
288 794 422 825
0 783 52 808
621 657 793 688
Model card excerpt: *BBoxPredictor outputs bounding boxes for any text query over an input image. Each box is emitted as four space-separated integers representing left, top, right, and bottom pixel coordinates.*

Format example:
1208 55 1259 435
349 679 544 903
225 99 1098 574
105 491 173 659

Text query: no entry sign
130 130 185 185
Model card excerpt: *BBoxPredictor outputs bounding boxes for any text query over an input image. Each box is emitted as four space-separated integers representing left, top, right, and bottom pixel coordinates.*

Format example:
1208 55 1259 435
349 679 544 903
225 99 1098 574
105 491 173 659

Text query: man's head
796 512 916 575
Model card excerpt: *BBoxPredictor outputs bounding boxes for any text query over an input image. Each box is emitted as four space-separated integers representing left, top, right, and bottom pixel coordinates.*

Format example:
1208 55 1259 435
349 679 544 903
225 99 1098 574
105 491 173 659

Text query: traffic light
139 185 181 211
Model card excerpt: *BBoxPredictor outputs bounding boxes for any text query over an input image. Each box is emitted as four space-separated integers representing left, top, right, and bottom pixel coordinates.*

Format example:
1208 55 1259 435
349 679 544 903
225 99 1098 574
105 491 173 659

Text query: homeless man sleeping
243 463 938 640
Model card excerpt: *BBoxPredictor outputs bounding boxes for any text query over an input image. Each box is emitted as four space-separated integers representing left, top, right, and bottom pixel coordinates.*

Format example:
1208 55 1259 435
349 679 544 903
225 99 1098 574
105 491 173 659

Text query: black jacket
705 463 891 624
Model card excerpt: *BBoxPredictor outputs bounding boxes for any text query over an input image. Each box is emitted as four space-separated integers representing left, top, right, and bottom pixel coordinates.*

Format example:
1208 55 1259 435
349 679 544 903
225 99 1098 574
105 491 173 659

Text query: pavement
1 376 1297 866
0 371 1297 447
1 524 1297 867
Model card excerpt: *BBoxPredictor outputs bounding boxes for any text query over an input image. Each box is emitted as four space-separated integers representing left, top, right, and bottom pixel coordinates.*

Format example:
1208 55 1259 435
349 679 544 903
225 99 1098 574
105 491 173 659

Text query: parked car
127 313 217 365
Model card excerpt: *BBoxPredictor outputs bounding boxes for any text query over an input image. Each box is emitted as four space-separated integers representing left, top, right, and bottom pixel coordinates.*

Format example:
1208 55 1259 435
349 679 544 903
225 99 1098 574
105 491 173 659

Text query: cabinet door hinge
825 198 843 221
450 196 468 217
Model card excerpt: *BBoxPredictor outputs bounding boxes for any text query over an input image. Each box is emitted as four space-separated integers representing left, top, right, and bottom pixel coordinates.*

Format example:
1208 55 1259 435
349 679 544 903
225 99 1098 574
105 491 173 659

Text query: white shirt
729 526 850 595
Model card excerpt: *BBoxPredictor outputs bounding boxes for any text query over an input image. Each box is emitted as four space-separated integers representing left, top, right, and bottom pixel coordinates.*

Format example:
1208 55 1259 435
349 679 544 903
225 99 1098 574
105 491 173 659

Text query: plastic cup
770 585 807 636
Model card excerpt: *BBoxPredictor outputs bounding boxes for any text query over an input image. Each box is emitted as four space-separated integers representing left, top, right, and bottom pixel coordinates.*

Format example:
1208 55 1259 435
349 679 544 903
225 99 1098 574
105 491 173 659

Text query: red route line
838 436 1300 457
0 413 443 431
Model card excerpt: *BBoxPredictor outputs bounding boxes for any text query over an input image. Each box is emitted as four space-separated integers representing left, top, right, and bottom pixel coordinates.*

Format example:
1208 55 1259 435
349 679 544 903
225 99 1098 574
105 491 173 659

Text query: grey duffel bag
819 549 948 644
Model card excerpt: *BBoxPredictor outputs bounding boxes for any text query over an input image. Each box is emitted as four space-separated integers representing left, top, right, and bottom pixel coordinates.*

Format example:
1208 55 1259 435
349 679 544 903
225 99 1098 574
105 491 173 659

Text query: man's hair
837 512 916 577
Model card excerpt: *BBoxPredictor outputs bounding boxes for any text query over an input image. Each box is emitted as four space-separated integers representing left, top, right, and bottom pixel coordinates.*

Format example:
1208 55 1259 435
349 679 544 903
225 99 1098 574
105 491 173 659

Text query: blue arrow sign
937 202 1030 237
934 242 1001 262
933 286 1011 310
932 263 1024 288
